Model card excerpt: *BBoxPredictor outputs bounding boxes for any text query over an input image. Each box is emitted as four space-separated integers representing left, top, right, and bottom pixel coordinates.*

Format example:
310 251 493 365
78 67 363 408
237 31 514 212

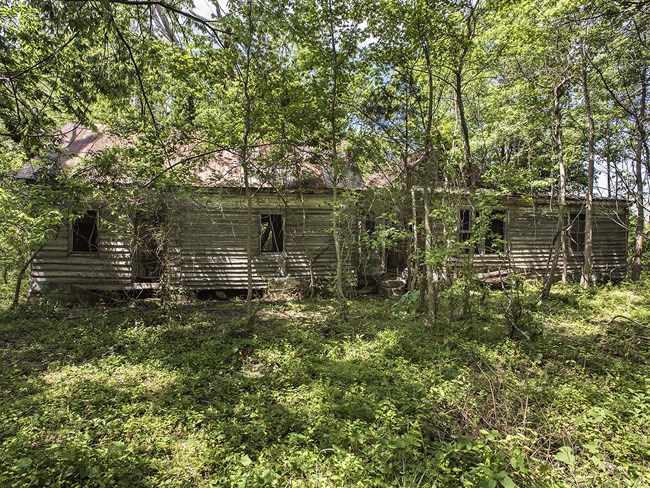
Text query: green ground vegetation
0 280 649 487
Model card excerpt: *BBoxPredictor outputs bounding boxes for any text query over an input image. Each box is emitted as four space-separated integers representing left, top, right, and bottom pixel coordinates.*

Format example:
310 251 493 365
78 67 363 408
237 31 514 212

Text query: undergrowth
0 279 649 486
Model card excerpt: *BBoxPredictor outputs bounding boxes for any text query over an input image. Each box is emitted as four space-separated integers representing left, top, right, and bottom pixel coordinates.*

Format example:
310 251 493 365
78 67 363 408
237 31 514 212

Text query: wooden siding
30 192 629 295
472 199 628 280
31 219 133 292
31 191 341 293
175 193 339 289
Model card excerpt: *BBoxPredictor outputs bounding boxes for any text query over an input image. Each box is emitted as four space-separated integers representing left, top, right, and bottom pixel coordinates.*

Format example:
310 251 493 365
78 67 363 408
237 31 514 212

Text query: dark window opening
485 211 506 254
459 209 507 255
260 214 284 253
458 209 477 253
458 209 472 244
72 210 99 253
569 212 586 253
133 212 164 282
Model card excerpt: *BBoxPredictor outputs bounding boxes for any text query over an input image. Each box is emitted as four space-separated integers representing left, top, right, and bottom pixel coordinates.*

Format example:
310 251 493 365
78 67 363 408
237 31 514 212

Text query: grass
0 279 649 487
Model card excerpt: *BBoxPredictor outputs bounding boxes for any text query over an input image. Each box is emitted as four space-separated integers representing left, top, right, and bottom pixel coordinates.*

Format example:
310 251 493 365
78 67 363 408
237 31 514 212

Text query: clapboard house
363 171 629 283
20 124 362 300
20 125 628 301
451 194 627 281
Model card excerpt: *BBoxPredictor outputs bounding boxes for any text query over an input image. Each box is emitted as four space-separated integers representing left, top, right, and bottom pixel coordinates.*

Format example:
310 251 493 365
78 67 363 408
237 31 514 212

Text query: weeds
0 281 649 486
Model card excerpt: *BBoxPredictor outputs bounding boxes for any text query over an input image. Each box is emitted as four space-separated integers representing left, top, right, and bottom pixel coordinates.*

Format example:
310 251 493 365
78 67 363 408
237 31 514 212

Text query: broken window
459 209 507 255
458 209 472 245
484 211 506 254
260 214 284 253
569 212 586 253
72 210 99 253
133 212 164 282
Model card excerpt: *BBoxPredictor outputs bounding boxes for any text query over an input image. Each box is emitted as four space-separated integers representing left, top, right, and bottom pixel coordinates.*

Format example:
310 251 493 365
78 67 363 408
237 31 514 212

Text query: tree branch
2 32 80 81
63 0 229 42
109 13 159 130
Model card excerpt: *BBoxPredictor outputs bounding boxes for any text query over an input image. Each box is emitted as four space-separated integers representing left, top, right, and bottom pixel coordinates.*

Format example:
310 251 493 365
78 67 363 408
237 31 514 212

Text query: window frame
568 211 586 254
483 210 507 255
70 209 100 254
457 208 507 255
259 213 285 254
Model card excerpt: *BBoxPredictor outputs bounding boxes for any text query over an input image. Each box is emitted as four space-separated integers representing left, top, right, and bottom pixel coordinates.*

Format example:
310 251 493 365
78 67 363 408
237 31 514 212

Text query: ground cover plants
0 279 649 487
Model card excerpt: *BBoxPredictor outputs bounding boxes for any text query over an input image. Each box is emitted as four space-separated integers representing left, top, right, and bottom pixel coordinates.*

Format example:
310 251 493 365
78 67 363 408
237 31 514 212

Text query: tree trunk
243 164 254 317
332 186 346 300
631 69 647 281
454 69 473 186
326 0 347 316
242 0 254 319
633 162 644 282
452 20 474 316
543 82 567 297
581 53 595 287
409 186 419 292
403 84 418 293
422 28 438 324
12 245 45 308
423 184 436 325
455 80 475 317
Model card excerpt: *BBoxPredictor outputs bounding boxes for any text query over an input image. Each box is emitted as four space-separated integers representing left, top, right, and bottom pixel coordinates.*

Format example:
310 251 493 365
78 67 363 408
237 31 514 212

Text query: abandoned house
18 124 365 300
18 124 629 300
364 192 628 284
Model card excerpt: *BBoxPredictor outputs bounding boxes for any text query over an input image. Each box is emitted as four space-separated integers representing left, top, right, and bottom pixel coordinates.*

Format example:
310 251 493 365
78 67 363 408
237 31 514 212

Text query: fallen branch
590 315 648 327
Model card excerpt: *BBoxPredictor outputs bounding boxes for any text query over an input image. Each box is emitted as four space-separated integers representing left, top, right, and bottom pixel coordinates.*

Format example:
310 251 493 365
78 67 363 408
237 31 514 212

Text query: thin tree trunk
422 26 438 324
242 0 254 318
332 186 346 299
632 69 647 281
300 195 317 296
543 82 567 297
633 161 644 282
581 53 595 287
543 220 563 298
423 184 436 325
404 80 418 293
452 21 474 317
454 69 473 186
558 124 568 284
605 127 613 198
243 164 254 317
12 244 45 308
326 0 347 312
454 91 474 318
409 186 419 292
455 69 474 317
607 155 612 198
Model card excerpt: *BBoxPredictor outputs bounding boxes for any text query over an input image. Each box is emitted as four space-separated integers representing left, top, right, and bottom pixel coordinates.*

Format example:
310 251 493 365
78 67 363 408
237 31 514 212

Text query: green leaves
1 285 650 484
14 457 32 470
240 453 253 466
554 446 575 467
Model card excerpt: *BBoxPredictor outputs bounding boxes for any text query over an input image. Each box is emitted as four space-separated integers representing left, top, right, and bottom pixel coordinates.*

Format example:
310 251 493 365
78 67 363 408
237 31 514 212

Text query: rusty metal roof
16 123 364 190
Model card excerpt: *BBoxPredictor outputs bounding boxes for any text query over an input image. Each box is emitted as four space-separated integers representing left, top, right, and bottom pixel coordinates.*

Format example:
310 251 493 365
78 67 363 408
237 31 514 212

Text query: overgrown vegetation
1 279 648 487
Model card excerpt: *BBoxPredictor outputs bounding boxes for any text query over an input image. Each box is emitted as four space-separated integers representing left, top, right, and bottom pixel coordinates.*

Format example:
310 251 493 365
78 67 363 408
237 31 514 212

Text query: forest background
1 0 650 316
1 0 650 486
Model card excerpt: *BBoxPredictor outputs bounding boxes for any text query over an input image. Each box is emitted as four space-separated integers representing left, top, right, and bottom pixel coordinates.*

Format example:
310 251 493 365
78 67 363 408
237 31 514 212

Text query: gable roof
16 123 364 190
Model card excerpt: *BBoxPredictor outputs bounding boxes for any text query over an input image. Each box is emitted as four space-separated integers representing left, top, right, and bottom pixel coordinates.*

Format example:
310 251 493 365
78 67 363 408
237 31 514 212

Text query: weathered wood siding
31 191 341 293
31 214 133 292
174 192 339 289
472 198 628 280
31 192 629 295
